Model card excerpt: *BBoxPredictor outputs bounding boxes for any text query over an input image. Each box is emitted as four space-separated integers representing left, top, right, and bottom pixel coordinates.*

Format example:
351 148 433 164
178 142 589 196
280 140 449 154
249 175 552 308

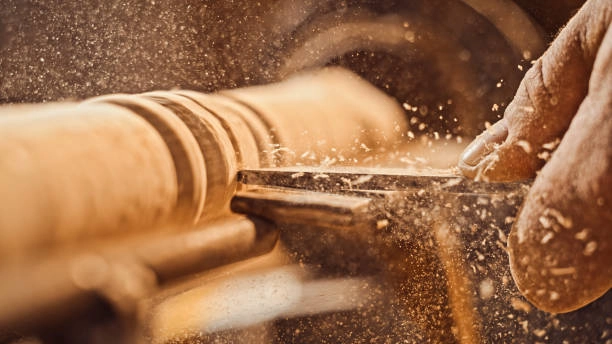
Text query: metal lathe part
0 67 407 260
0 214 278 331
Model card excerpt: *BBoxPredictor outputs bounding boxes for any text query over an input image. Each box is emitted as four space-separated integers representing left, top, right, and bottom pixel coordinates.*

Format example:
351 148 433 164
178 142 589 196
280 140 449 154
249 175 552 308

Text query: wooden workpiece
0 102 178 259
0 67 407 261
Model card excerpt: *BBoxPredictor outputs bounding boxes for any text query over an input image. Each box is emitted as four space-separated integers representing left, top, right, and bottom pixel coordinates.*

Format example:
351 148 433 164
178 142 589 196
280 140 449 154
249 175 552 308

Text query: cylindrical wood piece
0 67 409 259
0 103 178 258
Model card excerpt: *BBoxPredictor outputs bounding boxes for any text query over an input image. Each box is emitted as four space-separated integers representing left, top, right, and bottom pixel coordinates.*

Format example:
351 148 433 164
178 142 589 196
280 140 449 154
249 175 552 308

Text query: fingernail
460 121 508 166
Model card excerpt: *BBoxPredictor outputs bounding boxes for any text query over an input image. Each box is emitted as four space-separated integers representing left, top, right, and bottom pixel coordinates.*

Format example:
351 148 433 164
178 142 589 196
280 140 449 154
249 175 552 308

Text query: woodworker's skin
458 0 612 313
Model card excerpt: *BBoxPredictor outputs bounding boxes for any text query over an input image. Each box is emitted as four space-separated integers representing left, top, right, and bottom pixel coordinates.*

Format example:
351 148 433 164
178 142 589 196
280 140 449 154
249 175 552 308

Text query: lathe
0 0 609 343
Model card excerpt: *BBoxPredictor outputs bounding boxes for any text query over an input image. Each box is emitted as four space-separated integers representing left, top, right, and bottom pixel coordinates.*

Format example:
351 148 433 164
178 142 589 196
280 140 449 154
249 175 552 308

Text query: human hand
458 0 611 313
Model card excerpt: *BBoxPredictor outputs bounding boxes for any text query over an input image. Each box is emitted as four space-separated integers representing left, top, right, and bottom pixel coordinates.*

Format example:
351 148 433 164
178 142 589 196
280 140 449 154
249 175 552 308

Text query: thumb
458 0 612 181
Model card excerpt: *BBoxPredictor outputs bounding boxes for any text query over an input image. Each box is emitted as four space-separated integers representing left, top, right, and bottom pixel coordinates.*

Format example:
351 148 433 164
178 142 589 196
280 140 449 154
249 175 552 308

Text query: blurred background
0 0 584 136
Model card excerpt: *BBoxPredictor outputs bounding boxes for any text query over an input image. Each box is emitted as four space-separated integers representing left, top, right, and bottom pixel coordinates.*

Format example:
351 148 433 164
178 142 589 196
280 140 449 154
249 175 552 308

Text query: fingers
459 0 612 181
507 24 612 313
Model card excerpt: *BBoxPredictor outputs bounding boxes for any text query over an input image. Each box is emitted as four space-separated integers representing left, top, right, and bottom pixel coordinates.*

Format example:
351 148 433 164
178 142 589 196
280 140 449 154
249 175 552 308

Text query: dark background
0 0 584 104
